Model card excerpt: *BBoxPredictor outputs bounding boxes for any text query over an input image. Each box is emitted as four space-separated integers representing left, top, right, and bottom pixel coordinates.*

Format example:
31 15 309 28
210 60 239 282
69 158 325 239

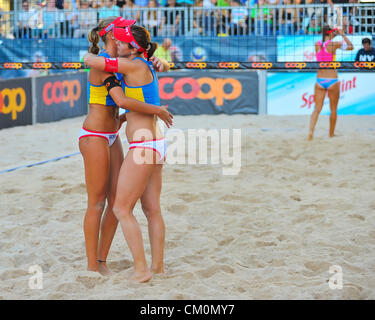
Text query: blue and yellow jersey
122 57 160 107
87 51 117 107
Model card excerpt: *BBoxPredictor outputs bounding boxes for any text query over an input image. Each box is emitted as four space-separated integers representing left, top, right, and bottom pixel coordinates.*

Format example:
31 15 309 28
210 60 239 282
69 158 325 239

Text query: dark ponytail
322 25 332 42
147 42 158 60
130 25 158 60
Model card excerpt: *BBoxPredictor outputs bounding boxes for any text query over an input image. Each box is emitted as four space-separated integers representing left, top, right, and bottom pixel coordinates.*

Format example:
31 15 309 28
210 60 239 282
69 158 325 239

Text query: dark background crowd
1 0 373 39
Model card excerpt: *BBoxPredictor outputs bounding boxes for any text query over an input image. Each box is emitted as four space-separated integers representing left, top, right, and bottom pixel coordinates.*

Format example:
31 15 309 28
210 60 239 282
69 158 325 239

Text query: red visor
113 27 146 54
99 17 136 37
326 28 338 34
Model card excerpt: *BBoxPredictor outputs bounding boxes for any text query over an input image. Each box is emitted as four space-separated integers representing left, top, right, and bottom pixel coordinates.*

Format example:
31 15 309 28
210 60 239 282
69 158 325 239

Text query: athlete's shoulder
98 51 111 58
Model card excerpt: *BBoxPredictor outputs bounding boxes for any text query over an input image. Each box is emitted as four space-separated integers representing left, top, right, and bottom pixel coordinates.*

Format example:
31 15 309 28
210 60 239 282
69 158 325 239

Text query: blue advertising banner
267 72 375 115
0 77 33 129
35 72 87 123
158 71 259 115
0 36 277 79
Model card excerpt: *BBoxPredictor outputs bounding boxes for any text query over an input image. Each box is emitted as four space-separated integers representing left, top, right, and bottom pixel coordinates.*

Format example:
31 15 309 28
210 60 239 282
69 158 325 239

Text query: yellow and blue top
120 57 160 107
87 51 117 107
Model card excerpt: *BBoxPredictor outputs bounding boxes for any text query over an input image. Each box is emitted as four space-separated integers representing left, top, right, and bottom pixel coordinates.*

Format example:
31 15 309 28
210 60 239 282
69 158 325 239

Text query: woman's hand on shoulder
83 53 97 68
150 56 170 72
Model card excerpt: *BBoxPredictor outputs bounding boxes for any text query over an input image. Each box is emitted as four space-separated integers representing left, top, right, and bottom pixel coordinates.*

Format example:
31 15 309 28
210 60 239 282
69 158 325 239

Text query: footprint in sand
61 183 86 195
167 204 188 214
76 271 107 289
3 188 21 194
290 195 302 202
255 241 277 247
107 259 133 272
218 236 235 246
0 269 29 280
304 261 330 274
219 194 247 202
277 234 288 242
177 193 200 202
348 214 365 221
223 203 244 213
57 282 85 293
42 176 55 181
196 265 235 279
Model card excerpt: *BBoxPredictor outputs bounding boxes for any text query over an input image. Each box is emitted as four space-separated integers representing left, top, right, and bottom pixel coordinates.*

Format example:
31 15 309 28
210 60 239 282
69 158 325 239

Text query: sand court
0 114 374 299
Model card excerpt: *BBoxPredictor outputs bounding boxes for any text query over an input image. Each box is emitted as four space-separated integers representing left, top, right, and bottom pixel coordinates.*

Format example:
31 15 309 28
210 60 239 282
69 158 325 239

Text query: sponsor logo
168 62 175 69
0 87 26 120
354 61 375 69
62 62 82 69
191 47 207 61
301 76 357 109
42 80 81 107
159 77 242 106
285 62 306 69
186 62 207 69
33 62 52 69
3 63 23 69
319 62 341 69
251 62 273 69
218 62 240 69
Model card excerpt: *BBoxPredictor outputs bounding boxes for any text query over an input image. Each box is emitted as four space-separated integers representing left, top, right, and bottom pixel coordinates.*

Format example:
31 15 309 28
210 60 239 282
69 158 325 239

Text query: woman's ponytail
88 27 100 55
146 42 158 60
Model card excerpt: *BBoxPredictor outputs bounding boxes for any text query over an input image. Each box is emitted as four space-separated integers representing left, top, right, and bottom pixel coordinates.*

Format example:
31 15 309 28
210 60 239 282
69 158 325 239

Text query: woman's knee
330 110 337 116
87 199 106 215
313 107 322 115
142 203 161 220
113 203 133 221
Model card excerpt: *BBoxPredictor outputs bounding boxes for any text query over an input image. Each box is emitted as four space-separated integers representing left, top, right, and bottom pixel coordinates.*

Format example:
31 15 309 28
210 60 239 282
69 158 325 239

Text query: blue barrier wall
0 36 277 79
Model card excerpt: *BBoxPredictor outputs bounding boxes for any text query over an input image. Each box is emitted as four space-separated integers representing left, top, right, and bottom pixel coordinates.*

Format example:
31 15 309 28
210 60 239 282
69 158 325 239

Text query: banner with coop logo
158 71 259 115
0 77 33 129
267 72 375 115
35 72 87 123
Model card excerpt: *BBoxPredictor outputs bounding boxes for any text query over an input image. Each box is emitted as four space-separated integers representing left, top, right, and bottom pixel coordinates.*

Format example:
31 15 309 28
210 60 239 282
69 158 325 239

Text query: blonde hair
87 16 118 55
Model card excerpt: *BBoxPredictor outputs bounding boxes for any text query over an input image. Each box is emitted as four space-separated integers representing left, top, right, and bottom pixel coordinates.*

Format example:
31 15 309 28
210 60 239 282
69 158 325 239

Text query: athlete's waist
88 103 119 110
82 116 120 133
126 128 163 144
81 126 119 134
317 69 338 77
87 104 119 118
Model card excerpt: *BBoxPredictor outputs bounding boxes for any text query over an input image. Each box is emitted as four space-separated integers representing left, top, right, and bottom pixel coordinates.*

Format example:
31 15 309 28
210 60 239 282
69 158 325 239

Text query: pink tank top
316 40 334 62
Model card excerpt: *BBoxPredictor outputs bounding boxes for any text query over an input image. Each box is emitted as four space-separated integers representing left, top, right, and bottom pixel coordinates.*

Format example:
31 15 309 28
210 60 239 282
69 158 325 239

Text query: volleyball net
0 3 374 73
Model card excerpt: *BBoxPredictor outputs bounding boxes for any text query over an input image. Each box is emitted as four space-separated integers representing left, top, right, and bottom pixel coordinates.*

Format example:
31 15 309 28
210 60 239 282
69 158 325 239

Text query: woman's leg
97 137 124 275
140 164 165 274
327 82 340 137
113 148 157 282
308 82 327 140
79 137 110 272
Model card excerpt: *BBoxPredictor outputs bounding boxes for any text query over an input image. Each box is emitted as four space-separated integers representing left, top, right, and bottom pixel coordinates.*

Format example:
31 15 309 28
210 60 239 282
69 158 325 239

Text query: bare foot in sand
98 261 112 277
329 133 337 138
87 263 100 274
308 133 313 141
82 268 102 278
151 266 165 275
131 269 152 283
